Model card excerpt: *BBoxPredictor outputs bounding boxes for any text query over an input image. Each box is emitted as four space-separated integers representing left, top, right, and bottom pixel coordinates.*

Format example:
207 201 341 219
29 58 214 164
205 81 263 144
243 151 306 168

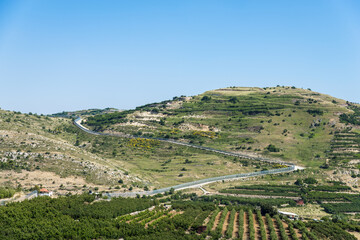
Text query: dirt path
243 211 249 240
169 211 183 218
348 231 360 240
212 211 223 231
280 220 302 240
282 221 293 239
203 211 213 226
233 211 239 239
272 218 281 240
218 192 299 200
253 212 260 240
262 216 270 239
222 211 231 235
294 227 302 239
145 214 166 228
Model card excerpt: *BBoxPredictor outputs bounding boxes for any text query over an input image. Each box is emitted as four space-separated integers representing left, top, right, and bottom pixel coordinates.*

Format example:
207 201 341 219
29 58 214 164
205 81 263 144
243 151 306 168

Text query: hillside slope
0 108 263 193
1 86 360 195
83 86 360 169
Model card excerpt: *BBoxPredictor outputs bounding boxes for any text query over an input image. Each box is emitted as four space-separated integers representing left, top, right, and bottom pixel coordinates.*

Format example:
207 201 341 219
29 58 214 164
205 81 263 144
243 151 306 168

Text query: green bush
266 213 278 240
266 144 280 152
238 209 244 240
248 209 255 240
275 215 288 240
256 209 267 240
226 208 236 239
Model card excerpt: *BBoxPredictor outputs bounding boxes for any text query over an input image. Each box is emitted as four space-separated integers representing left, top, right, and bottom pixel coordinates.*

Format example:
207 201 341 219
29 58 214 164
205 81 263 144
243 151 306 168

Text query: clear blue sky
0 0 359 114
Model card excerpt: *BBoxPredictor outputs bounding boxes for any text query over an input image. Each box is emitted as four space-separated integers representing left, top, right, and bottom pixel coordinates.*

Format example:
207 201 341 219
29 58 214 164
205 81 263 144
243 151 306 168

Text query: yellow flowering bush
192 130 217 139
127 138 159 150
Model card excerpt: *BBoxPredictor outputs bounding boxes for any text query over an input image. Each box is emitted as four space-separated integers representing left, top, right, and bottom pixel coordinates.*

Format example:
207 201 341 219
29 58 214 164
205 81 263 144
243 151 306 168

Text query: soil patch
222 211 231 235
203 211 213 226
282 221 292 239
262 216 270 238
212 211 222 231
243 211 249 240
272 218 281 240
253 212 260 240
145 214 167 228
233 211 239 239
0 170 107 195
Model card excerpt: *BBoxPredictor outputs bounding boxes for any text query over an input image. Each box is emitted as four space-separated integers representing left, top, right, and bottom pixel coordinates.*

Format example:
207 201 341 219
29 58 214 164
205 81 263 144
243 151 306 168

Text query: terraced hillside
328 131 360 167
83 86 356 167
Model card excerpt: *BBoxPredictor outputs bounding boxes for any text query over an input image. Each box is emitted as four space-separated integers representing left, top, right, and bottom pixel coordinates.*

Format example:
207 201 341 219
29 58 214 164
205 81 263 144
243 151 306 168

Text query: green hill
0 105 261 193
83 86 359 168
1 86 360 195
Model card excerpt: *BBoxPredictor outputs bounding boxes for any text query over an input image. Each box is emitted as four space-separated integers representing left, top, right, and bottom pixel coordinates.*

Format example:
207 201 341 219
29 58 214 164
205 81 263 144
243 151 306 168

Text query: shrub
266 144 280 152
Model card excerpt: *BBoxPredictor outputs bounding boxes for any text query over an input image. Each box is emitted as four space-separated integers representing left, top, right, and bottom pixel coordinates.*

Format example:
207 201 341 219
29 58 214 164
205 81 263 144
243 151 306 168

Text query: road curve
74 117 303 197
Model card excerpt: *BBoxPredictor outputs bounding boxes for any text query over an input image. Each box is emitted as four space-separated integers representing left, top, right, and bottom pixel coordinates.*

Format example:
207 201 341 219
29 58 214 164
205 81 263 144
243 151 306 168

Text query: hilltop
49 107 120 118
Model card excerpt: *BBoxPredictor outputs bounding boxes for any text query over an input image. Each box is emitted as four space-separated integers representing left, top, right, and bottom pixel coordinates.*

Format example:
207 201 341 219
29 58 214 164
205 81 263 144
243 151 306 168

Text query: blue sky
0 0 359 114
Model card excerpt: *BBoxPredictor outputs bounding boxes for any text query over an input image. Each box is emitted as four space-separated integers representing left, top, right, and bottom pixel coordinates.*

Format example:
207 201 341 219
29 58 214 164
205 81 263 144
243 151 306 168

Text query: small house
295 199 304 206
38 188 52 197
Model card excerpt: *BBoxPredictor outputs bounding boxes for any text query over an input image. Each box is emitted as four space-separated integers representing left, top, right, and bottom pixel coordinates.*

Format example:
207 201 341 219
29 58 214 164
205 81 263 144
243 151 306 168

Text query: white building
278 210 299 220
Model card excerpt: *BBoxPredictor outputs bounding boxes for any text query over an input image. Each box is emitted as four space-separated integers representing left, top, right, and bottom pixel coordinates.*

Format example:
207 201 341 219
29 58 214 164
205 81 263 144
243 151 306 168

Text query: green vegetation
306 220 356 240
201 194 296 207
219 182 353 200
191 209 211 230
2 86 360 194
226 208 236 239
49 108 119 118
86 110 134 130
266 213 278 240
2 87 360 239
248 209 255 240
238 208 244 240
275 215 288 240
0 187 16 199
216 207 228 233
218 180 360 217
339 104 360 125
322 200 360 214
294 220 319 240
327 131 360 167
0 107 262 189
284 218 299 240
256 209 267 240
81 86 354 168
206 207 220 232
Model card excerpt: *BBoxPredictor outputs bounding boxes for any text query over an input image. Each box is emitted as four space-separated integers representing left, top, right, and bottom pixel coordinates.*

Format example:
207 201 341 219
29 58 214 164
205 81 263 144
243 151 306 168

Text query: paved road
0 191 38 206
74 117 303 197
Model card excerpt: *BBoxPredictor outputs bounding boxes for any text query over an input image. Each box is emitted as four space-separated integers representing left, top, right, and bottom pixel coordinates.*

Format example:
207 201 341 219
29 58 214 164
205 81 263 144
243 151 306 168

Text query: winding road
74 117 304 197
